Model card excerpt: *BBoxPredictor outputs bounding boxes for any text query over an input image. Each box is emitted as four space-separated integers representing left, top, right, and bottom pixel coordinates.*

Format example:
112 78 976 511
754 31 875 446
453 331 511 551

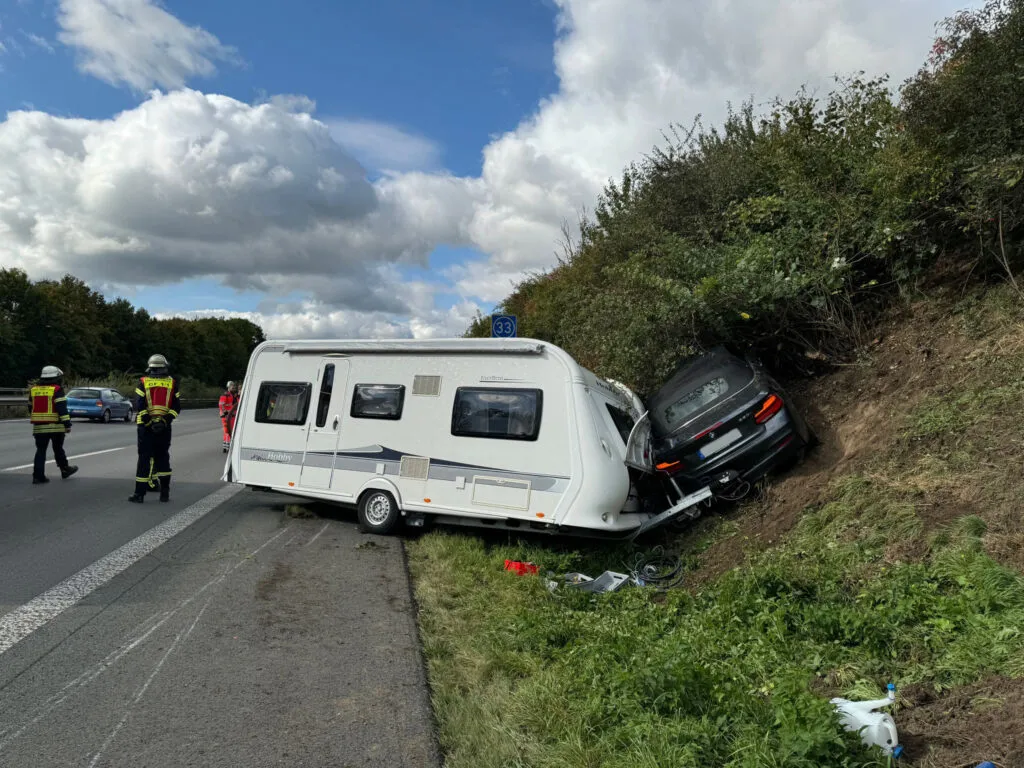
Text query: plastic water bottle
831 682 903 758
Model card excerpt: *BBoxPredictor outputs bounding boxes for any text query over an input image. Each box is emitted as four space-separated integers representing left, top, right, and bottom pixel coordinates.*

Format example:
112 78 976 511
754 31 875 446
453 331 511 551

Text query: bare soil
899 676 1024 768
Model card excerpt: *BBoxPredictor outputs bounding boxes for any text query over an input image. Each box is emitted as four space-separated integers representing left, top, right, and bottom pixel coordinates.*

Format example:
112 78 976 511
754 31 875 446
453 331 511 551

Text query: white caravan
223 338 714 537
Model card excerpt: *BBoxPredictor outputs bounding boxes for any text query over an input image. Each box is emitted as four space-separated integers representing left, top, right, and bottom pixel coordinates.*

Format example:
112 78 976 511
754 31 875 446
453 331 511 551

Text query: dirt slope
683 285 1024 768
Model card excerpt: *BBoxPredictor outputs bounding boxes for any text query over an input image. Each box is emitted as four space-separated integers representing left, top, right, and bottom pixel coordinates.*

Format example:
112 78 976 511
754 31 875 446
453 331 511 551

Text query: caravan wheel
358 489 400 535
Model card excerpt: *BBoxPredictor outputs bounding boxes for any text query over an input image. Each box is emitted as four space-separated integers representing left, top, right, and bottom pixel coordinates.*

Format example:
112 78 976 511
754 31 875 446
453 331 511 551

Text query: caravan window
605 404 635 446
315 364 335 428
254 381 312 426
351 384 405 420
451 388 542 441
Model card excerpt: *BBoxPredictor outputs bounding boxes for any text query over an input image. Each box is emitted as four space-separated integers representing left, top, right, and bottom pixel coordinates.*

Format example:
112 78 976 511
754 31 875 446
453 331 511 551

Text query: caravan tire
358 489 401 535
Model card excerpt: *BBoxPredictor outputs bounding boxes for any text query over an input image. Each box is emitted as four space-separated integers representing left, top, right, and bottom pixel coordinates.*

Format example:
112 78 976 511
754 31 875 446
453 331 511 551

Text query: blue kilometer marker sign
491 314 517 338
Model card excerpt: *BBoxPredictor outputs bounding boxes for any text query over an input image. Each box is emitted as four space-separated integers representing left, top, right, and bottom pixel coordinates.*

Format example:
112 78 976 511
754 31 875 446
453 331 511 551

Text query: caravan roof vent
412 375 442 396
400 455 431 481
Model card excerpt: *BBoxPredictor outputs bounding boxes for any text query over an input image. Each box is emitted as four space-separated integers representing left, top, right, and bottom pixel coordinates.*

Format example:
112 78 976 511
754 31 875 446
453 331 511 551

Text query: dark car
66 387 135 423
646 346 814 499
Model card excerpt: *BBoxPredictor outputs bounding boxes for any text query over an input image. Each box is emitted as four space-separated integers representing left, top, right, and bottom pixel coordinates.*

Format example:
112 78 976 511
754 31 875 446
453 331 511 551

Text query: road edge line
0 484 244 656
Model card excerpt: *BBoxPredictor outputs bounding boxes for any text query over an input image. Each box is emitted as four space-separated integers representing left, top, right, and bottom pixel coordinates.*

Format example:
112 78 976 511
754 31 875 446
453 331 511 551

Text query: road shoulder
0 489 442 768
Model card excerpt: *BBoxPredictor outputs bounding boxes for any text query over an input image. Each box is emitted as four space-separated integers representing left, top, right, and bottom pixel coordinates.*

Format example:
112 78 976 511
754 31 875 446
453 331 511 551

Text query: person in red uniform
28 365 79 484
219 380 239 452
129 353 182 504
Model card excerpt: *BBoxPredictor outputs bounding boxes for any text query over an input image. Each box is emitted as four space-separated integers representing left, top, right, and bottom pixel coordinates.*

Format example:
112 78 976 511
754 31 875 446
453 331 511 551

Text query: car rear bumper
659 409 806 491
67 405 103 418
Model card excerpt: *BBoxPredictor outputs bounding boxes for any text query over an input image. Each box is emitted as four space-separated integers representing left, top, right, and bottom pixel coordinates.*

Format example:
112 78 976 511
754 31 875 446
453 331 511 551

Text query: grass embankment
407 287 1024 768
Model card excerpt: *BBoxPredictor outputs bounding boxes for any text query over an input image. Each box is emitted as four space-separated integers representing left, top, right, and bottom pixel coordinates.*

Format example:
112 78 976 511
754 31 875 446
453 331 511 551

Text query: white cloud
0 89 479 315
160 298 481 341
445 0 978 292
6 0 981 341
327 119 443 173
258 93 317 114
23 31 55 53
57 0 238 90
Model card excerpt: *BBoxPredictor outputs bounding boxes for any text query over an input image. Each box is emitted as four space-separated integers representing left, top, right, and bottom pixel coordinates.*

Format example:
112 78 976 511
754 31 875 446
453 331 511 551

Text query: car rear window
648 348 754 434
662 376 729 426
68 389 101 399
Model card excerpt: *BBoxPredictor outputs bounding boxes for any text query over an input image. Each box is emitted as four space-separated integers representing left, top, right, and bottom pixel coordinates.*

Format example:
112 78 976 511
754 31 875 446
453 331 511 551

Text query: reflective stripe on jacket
29 384 70 434
135 376 182 425
219 393 237 419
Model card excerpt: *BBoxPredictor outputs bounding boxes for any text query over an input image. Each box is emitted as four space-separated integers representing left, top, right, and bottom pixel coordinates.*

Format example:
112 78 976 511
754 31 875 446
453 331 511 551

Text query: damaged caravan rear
223 338 713 537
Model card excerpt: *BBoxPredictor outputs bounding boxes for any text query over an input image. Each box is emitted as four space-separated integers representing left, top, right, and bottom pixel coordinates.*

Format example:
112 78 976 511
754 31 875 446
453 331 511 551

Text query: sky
0 0 979 340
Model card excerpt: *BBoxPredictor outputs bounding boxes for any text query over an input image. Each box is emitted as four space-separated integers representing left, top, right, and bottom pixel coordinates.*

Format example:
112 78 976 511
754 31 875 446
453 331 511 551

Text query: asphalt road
0 411 441 767
0 411 229 605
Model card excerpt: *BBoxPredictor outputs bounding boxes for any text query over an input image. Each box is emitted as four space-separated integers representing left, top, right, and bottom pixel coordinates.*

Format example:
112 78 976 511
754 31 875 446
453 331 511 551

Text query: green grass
409 477 1024 768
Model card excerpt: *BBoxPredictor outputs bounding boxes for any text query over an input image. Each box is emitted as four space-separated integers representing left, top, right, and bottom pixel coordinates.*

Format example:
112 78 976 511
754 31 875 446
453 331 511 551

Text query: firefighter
129 354 182 504
28 365 79 484
219 380 238 452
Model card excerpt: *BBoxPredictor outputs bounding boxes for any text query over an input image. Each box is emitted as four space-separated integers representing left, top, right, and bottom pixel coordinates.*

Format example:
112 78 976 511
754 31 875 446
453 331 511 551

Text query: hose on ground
624 545 687 591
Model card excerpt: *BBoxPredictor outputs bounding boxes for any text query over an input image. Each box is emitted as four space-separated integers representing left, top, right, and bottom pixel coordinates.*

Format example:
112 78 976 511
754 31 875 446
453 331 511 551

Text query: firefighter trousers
135 425 172 497
34 433 69 480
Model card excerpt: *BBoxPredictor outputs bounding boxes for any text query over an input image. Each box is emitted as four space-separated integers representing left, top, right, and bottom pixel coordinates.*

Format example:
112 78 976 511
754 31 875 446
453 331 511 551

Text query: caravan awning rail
276 339 548 355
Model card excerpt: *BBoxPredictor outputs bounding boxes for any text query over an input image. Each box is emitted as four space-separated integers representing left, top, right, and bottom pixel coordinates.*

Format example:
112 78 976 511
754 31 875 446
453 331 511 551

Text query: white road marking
307 522 330 546
0 483 243 655
0 524 292 751
1 446 127 472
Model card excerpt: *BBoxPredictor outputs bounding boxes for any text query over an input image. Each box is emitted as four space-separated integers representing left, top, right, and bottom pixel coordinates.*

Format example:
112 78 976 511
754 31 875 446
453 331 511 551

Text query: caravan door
300 358 350 489
624 411 654 473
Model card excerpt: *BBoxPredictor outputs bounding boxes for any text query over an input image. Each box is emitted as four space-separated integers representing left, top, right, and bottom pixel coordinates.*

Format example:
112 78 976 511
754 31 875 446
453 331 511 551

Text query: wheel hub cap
366 495 391 525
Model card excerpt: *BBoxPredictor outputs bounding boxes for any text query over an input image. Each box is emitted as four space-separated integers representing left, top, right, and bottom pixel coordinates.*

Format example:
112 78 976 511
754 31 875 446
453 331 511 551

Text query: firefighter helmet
226 380 235 389
40 365 63 379
146 354 169 372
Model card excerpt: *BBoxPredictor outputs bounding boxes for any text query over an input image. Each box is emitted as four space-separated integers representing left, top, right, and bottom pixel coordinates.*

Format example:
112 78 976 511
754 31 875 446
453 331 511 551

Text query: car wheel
102 409 111 424
357 489 401 535
124 407 133 423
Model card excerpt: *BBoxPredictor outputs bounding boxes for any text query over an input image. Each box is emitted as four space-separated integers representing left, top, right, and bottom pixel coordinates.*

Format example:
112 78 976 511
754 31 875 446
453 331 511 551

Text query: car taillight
656 460 685 475
754 394 783 424
96 400 104 407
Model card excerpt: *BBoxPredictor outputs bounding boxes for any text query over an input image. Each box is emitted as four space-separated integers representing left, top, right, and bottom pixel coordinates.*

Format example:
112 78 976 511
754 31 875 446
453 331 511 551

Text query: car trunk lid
647 349 767 470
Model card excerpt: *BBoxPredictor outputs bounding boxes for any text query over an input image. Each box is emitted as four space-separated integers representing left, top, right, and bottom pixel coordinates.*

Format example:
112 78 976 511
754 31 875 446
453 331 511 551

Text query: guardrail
0 389 219 409
0 389 26 407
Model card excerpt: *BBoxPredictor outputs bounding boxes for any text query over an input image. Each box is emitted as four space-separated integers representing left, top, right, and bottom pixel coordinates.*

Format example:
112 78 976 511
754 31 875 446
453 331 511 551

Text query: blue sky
0 0 970 339
0 0 558 318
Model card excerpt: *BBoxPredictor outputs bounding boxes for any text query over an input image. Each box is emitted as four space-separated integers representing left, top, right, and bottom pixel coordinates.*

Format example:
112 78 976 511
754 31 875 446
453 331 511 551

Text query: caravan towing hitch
628 471 739 540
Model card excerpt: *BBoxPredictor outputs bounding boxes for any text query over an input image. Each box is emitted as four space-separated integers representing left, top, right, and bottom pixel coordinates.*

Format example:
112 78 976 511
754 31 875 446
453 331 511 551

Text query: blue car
65 387 135 423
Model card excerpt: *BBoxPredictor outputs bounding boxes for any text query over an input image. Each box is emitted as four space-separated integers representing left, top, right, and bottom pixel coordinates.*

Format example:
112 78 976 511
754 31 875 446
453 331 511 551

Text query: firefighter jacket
28 383 71 435
134 375 182 427
218 392 238 420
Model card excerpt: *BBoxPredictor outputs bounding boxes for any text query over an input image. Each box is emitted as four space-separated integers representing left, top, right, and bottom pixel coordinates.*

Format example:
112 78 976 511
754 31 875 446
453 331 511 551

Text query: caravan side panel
227 344 314 490
326 352 576 524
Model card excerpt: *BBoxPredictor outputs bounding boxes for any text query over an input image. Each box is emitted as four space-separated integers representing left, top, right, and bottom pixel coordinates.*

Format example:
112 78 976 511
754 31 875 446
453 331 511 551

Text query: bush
467 1 1024 394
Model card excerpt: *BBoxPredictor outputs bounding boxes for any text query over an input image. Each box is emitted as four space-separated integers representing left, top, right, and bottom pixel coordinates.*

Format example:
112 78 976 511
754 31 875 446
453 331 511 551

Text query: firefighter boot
129 480 148 503
61 465 79 480
159 475 170 503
